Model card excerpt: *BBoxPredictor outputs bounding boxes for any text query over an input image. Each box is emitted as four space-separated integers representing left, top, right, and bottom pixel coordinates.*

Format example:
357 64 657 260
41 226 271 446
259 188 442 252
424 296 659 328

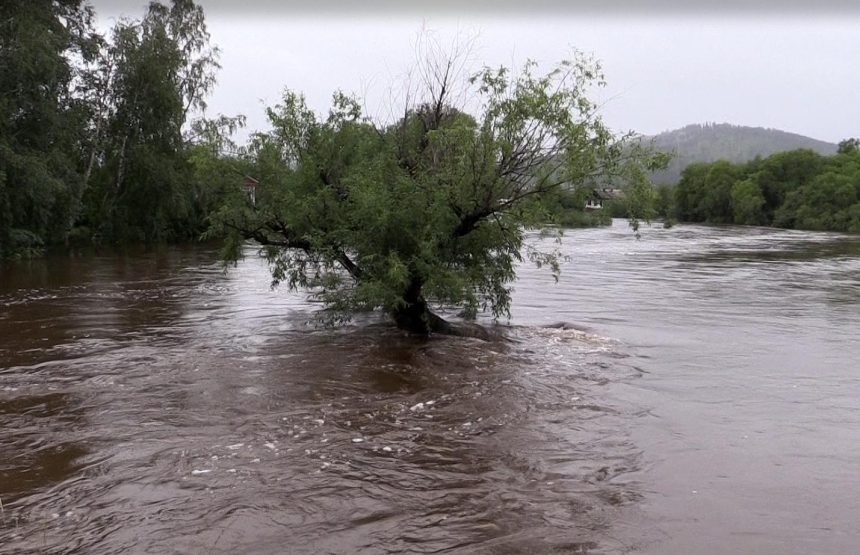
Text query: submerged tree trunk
390 280 490 340
391 297 450 335
391 279 434 334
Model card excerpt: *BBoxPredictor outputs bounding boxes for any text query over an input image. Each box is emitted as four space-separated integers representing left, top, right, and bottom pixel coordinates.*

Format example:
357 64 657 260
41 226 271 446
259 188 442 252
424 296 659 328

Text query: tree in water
210 44 662 335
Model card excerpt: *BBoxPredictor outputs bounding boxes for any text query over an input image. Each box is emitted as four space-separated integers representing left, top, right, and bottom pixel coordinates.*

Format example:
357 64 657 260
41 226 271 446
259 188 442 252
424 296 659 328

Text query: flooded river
1 220 859 554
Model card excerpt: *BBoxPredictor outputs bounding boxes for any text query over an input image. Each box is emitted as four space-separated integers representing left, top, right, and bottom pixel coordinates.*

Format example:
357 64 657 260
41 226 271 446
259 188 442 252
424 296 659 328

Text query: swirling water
0 220 858 554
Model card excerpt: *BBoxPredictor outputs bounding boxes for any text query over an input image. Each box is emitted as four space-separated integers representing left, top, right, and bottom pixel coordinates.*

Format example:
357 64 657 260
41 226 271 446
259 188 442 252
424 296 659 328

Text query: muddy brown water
1 220 859 554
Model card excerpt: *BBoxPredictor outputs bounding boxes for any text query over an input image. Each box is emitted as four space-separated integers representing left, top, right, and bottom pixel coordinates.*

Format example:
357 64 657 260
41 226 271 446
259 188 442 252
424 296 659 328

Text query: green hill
645 123 838 184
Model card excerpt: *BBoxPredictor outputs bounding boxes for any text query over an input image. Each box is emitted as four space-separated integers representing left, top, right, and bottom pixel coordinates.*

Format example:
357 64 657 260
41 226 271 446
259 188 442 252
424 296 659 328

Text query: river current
1 220 858 554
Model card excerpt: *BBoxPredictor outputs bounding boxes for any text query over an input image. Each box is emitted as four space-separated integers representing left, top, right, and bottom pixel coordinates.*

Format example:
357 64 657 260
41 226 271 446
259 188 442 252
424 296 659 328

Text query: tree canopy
208 50 663 334
0 0 100 257
80 0 220 243
0 0 226 258
670 147 860 232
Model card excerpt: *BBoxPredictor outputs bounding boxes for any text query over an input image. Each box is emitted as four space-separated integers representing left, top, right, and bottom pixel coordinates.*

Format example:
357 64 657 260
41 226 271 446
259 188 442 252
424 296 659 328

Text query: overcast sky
91 2 860 144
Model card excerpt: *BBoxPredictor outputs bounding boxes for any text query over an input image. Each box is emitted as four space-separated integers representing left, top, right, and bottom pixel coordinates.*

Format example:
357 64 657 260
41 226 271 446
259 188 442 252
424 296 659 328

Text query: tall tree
748 149 823 221
0 0 99 257
84 0 219 243
209 50 663 335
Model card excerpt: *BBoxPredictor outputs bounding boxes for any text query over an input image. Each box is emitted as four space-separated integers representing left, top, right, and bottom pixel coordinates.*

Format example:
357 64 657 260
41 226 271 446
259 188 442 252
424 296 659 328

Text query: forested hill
646 123 838 184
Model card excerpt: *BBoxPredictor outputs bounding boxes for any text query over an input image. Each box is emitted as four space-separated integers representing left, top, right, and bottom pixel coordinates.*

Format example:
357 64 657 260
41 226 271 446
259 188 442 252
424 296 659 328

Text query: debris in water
352 438 364 443
264 442 276 450
226 443 244 450
191 469 212 475
382 446 392 452
410 402 425 411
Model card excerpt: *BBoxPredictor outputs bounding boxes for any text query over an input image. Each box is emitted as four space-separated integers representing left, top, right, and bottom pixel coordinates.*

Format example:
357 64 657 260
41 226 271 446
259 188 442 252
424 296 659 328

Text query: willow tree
211 51 662 334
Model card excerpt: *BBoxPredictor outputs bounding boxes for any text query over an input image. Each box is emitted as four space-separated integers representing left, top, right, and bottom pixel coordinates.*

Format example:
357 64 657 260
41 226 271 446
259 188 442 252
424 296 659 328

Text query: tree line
0 0 242 259
660 141 860 232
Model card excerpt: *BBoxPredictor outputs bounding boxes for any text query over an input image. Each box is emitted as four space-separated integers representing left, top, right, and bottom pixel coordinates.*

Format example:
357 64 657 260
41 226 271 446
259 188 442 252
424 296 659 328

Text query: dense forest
0 0 248 259
646 123 838 185
667 141 860 232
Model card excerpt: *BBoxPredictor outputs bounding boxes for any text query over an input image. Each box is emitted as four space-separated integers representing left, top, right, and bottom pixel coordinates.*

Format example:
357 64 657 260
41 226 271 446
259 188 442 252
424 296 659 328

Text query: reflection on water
0 223 859 554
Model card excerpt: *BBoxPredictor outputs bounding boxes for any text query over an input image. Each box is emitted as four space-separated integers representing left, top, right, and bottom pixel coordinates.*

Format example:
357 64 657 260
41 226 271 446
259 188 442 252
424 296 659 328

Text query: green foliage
700 161 741 223
674 146 860 232
186 115 250 229
731 179 766 225
211 52 661 329
0 0 99 257
746 149 824 221
775 169 860 232
0 0 232 257
623 179 658 233
837 138 860 155
83 0 221 243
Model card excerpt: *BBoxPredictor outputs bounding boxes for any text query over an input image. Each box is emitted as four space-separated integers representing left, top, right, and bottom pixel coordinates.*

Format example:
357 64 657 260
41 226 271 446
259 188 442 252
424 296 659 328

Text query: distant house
243 176 258 206
585 196 603 210
584 187 625 210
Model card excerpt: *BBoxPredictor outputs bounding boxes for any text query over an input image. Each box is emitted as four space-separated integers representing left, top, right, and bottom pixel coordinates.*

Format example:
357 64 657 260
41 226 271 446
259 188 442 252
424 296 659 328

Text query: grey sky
91 3 860 144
